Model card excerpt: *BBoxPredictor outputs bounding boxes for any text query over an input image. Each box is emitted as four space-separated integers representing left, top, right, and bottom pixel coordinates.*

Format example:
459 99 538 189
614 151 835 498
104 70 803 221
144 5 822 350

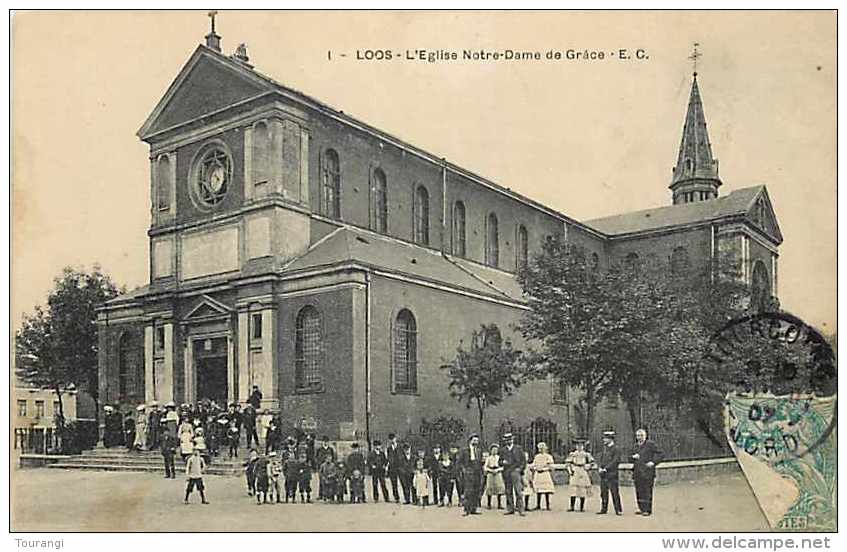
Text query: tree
15 266 123 424
515 235 750 436
442 324 523 443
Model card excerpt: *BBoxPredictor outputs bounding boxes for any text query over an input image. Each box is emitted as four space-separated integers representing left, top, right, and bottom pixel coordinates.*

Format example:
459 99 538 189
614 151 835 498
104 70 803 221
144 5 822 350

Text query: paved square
11 468 768 531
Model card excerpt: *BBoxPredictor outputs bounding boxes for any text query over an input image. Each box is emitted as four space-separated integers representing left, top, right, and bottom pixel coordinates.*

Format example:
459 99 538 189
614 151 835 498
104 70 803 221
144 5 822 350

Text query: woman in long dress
565 439 595 512
483 444 505 509
133 405 147 451
531 441 556 511
178 419 195 461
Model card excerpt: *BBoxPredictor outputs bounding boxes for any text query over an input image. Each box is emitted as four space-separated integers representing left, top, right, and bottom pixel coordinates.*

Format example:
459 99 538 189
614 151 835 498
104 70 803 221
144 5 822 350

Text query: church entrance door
193 336 229 406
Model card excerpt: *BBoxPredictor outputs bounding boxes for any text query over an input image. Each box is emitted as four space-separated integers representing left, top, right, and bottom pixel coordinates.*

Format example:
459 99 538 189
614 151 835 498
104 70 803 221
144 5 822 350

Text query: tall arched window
516 224 528 271
321 149 341 219
670 246 690 276
486 213 499 268
295 306 323 391
371 168 388 233
452 201 466 257
156 155 171 211
118 332 142 401
393 309 418 394
252 121 271 191
751 261 772 311
414 185 430 246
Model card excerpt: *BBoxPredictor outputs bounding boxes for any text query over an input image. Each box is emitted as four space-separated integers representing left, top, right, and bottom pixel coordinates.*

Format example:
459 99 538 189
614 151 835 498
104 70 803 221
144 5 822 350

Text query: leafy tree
442 324 523 443
515 235 750 436
15 266 123 424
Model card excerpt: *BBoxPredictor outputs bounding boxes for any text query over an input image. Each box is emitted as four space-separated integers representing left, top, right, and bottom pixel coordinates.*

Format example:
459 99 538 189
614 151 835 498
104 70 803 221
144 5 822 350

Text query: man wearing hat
368 440 390 502
345 442 367 502
597 430 623 515
631 428 663 516
146 401 161 451
102 405 120 448
499 432 527 516
397 442 416 504
385 433 403 503
164 401 179 439
457 433 484 516
160 424 178 479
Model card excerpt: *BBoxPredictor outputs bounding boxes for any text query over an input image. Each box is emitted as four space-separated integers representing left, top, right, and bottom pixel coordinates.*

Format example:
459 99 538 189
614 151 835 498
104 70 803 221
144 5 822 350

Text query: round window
192 146 232 208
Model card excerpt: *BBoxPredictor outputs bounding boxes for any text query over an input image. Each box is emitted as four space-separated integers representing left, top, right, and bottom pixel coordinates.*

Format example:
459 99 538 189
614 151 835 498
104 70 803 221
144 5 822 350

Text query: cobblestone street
12 468 768 532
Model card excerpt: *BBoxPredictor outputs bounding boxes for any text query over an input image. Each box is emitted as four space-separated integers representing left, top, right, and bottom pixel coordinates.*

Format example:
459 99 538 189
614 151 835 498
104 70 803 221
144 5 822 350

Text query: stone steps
47 461 241 476
46 446 244 475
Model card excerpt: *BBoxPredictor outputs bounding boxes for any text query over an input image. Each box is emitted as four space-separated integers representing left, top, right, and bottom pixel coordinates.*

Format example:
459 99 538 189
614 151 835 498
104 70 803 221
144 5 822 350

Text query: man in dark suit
385 433 403 503
597 430 623 515
397 443 416 504
632 428 664 516
368 440 390 502
425 445 443 505
499 432 526 516
457 433 484 516
346 442 367 502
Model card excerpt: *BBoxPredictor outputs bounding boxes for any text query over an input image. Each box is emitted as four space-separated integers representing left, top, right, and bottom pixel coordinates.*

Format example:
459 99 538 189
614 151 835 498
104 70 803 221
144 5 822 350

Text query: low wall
551 457 740 486
19 454 72 469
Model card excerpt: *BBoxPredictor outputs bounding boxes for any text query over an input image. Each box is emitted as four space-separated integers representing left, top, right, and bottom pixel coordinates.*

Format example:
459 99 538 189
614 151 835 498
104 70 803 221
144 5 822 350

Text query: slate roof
585 185 764 236
282 226 526 304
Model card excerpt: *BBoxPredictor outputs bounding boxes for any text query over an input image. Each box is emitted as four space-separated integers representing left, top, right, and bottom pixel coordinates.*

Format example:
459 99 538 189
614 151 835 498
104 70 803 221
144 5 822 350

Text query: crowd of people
100 388 665 516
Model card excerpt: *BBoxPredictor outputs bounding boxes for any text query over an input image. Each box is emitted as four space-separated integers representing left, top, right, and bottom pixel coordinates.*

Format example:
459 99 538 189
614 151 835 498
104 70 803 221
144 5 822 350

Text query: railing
14 420 100 455
586 429 730 461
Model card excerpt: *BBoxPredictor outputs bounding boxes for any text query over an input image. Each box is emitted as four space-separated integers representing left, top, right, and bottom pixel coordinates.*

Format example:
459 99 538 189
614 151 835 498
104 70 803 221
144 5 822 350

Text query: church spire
670 46 721 205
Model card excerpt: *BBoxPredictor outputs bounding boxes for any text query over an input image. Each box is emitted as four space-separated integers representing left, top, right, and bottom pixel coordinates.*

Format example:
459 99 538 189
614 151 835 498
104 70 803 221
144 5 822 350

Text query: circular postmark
699 311 836 461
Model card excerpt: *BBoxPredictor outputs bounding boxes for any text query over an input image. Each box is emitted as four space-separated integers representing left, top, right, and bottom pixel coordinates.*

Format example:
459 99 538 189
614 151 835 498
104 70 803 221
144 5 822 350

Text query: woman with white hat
133 404 148 451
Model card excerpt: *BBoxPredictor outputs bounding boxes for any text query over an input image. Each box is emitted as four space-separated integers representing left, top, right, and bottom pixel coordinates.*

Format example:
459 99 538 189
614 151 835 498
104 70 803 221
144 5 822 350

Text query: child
178 419 194 461
565 438 595 512
227 420 240 458
349 469 366 504
297 452 313 503
531 442 556 511
184 445 209 504
484 444 505 510
268 451 283 504
437 450 457 506
412 458 432 507
334 460 348 503
244 448 259 496
319 457 338 502
254 452 270 505
521 451 534 512
283 451 300 503
193 427 209 465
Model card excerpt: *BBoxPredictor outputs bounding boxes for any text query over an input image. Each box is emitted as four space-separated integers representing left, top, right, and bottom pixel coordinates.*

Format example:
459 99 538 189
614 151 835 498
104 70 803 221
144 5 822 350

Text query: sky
11 10 836 333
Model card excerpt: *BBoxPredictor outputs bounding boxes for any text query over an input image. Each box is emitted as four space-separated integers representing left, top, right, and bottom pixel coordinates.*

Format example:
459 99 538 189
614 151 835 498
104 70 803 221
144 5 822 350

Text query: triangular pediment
745 187 783 245
184 295 233 320
138 46 273 140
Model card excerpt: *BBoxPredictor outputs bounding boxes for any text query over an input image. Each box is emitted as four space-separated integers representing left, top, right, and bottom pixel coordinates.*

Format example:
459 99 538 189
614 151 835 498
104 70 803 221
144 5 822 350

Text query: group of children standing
245 447 314 505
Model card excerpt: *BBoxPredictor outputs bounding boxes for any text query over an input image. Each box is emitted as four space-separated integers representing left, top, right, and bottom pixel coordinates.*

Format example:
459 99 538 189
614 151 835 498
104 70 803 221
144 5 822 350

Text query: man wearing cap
346 442 367 502
499 432 527 516
368 440 390 502
385 433 403 503
161 425 178 479
597 430 623 515
243 404 260 450
631 428 663 516
458 433 484 516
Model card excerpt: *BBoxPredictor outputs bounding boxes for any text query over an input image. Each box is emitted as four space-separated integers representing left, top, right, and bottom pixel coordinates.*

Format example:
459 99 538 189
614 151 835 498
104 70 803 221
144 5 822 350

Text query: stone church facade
96 31 783 442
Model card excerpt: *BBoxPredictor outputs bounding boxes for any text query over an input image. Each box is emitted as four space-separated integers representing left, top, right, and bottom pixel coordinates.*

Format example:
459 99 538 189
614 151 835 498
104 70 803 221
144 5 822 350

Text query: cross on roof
208 10 218 34
688 42 701 77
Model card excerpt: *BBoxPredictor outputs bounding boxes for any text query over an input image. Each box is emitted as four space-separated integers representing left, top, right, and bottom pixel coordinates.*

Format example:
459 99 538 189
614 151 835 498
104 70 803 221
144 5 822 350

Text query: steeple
670 46 721 205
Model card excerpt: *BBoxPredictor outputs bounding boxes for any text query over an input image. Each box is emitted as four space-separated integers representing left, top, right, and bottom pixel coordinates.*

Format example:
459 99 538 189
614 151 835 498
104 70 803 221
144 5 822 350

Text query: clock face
209 165 226 192
194 147 230 207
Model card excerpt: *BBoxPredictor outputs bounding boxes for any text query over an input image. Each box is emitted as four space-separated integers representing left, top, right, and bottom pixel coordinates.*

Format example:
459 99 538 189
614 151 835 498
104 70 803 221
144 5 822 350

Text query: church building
96 28 783 442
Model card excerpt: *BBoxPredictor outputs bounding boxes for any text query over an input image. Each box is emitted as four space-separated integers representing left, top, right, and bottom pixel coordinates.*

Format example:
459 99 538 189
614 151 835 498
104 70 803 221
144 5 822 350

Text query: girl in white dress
178 420 194 460
483 444 505 509
565 439 595 512
412 458 432 507
531 442 556 511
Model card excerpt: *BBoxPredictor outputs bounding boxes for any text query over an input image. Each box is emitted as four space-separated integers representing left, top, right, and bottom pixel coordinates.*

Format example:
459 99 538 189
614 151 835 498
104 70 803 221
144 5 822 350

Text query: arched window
393 309 418 394
156 155 171 211
118 332 142 401
670 246 690 276
321 149 341 219
486 213 499 268
751 261 772 311
414 185 430 246
452 201 466 257
371 168 388 233
295 306 323 391
516 224 528 271
252 121 271 191
625 252 640 274
482 325 502 349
